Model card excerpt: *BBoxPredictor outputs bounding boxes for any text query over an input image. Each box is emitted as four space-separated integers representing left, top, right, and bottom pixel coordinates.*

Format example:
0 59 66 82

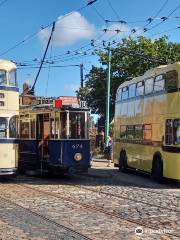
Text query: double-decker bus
18 97 91 175
0 60 19 176
113 62 180 182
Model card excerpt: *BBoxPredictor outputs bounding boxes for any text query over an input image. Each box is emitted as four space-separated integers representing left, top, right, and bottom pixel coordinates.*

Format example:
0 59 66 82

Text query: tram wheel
119 151 128 173
151 156 164 183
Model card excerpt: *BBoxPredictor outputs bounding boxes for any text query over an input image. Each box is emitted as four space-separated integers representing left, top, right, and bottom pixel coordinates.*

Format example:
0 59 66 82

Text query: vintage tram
0 59 19 176
18 97 91 175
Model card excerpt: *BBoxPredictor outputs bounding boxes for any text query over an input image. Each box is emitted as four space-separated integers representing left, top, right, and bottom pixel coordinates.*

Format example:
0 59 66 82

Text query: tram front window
9 70 17 87
69 112 85 139
0 70 7 86
9 116 18 138
0 117 7 138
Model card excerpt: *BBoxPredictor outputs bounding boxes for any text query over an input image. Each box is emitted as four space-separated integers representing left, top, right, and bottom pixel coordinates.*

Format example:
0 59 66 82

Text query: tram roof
0 59 16 71
118 62 180 90
20 104 89 113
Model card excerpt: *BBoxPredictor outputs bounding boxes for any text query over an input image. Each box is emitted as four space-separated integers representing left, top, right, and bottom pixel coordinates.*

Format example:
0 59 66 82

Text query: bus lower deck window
0 117 7 138
173 119 180 145
165 119 173 145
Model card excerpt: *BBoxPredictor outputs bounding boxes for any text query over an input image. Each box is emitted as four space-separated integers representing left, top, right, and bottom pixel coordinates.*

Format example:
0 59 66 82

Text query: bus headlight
74 153 82 161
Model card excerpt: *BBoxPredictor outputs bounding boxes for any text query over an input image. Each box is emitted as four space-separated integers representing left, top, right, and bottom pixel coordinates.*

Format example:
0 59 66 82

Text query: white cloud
64 83 79 92
38 12 96 47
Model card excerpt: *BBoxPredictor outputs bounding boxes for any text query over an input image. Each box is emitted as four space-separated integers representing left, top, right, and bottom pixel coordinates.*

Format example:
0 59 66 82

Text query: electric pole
105 43 111 147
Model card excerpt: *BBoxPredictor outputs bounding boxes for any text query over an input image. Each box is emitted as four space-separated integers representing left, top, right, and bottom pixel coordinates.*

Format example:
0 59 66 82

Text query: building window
136 81 144 96
154 75 164 92
165 119 173 145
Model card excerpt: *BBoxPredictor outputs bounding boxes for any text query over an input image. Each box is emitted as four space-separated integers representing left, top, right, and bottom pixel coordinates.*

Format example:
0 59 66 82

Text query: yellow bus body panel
114 62 180 180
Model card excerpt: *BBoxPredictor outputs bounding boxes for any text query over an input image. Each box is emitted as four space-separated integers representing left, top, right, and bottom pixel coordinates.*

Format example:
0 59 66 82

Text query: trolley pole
80 64 84 88
105 43 111 147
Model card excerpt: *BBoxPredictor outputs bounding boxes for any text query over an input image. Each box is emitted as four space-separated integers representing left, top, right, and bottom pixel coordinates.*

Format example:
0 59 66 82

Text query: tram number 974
72 144 83 149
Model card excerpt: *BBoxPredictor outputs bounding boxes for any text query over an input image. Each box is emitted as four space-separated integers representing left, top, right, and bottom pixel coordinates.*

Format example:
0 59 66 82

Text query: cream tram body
0 60 19 175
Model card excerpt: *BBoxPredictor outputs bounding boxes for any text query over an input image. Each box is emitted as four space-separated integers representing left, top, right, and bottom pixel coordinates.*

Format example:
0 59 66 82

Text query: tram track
75 172 180 198
13 182 180 239
0 192 92 240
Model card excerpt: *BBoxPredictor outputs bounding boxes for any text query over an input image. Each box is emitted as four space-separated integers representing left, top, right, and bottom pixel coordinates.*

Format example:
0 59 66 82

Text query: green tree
77 36 180 123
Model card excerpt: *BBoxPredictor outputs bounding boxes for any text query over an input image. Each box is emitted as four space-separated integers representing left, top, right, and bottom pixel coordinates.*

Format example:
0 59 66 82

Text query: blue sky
0 0 180 97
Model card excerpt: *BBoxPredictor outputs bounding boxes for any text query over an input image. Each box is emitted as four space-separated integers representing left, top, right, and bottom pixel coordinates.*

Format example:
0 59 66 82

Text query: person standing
107 136 113 167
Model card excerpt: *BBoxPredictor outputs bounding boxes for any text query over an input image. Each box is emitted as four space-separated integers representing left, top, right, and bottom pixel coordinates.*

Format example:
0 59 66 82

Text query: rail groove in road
15 182 180 239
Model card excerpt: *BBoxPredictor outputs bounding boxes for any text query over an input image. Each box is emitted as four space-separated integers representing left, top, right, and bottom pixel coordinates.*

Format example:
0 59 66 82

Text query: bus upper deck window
154 75 164 92
165 70 178 91
136 81 144 96
0 70 7 86
145 78 154 94
117 88 122 101
9 70 17 87
129 84 136 98
121 87 128 100
0 117 7 138
173 119 180 145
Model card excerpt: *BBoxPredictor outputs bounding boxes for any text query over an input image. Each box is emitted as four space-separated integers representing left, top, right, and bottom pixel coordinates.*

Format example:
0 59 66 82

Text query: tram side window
154 75 164 92
135 125 143 140
69 112 85 139
20 120 30 139
9 116 18 138
136 81 144 96
60 112 67 139
0 70 6 86
165 119 173 145
145 78 154 94
129 84 136 98
120 125 126 139
121 87 128 100
0 117 7 138
9 70 17 87
165 70 178 91
30 117 36 139
173 119 180 145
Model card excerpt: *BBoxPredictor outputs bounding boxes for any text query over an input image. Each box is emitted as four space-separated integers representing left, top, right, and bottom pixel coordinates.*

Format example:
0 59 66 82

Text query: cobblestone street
0 160 179 240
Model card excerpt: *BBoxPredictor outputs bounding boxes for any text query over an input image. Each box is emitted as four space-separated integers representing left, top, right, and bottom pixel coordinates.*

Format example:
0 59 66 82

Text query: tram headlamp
74 153 82 161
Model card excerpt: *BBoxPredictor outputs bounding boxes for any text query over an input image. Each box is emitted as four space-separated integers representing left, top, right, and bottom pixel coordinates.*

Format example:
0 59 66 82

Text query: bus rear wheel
151 156 164 183
119 151 128 172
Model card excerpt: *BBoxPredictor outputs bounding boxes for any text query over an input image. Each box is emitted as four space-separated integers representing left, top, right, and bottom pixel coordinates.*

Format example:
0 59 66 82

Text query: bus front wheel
151 156 164 183
119 151 127 172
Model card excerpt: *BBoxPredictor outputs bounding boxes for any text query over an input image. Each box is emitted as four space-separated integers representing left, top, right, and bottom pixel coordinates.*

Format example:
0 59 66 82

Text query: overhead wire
0 0 98 57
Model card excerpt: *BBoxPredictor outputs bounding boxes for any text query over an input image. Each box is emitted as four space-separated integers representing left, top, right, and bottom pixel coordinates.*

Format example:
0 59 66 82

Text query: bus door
37 113 50 169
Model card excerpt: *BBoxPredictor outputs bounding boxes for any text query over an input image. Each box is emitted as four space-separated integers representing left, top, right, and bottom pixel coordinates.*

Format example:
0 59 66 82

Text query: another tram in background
0 59 19 176
19 96 91 175
113 62 180 182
